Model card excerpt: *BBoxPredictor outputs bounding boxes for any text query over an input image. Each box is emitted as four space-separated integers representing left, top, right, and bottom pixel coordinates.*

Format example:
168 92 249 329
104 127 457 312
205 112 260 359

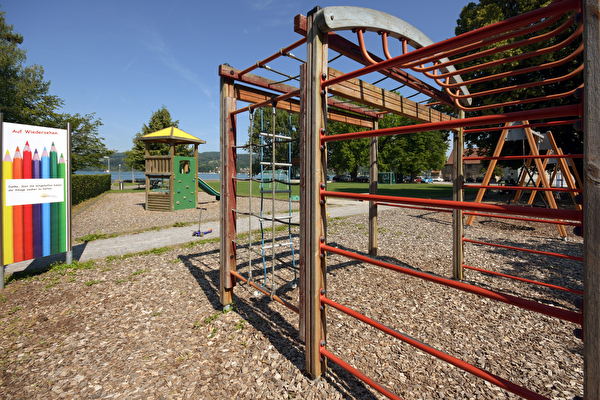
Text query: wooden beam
234 84 376 128
583 0 600 397
219 78 237 306
327 67 454 124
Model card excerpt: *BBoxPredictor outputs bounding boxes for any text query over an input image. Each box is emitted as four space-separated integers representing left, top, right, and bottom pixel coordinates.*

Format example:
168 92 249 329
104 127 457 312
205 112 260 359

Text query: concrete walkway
4 199 371 277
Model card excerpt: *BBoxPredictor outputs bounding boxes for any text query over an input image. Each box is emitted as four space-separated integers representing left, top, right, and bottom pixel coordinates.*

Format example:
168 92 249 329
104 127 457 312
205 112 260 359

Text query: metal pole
66 122 72 265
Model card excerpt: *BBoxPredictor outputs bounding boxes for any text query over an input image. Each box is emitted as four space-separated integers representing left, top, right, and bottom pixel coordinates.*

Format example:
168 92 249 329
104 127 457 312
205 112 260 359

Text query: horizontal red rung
321 189 582 221
463 154 583 161
462 264 583 295
464 211 582 227
319 346 403 400
463 119 580 134
320 294 550 400
463 184 581 193
230 271 299 314
463 238 583 262
321 104 580 143
321 244 582 325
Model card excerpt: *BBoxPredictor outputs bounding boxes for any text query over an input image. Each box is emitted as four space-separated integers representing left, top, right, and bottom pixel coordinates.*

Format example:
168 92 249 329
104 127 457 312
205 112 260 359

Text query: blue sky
3 0 471 154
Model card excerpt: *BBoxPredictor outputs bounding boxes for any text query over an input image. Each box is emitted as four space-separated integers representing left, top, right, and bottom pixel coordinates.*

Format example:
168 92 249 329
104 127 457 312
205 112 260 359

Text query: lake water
73 171 248 181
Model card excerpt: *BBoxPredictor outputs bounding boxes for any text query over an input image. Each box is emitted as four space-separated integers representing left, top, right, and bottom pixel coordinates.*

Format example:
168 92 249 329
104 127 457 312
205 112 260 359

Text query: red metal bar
320 294 550 400
321 189 582 221
238 37 307 77
320 104 580 144
463 211 582 227
463 238 584 262
427 24 582 83
320 0 579 89
319 346 403 400
413 11 574 75
463 184 582 193
464 154 583 161
452 86 581 113
321 244 582 325
462 264 584 295
230 270 300 314
463 120 580 134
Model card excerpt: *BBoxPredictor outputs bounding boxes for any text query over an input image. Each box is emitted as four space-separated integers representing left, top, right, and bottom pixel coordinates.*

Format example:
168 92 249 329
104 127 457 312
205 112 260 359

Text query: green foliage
71 174 111 205
249 107 299 176
124 106 192 171
452 0 582 172
327 121 370 180
0 9 114 170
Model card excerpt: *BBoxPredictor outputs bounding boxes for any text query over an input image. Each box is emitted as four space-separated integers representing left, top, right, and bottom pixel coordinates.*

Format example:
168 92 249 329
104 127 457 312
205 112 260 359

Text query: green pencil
50 142 59 254
58 153 66 252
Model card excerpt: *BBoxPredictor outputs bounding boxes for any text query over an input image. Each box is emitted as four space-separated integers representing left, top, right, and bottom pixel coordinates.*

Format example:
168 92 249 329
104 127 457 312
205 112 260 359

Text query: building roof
138 127 206 145
445 148 487 165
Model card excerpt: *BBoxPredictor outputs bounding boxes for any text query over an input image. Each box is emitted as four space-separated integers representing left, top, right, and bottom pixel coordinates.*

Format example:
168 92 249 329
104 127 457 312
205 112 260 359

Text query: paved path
4 199 371 277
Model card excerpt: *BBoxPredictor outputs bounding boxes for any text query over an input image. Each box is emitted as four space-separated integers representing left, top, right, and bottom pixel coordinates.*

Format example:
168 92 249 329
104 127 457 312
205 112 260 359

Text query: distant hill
82 151 251 172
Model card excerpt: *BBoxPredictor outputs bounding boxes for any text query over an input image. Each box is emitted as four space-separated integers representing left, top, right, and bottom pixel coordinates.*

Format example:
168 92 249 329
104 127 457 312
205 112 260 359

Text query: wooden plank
583 0 600 397
301 7 327 378
327 67 453 124
219 78 238 306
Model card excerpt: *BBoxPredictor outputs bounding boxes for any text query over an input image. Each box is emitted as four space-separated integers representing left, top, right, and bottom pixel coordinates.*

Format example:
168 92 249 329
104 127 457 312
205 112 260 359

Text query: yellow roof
138 127 206 145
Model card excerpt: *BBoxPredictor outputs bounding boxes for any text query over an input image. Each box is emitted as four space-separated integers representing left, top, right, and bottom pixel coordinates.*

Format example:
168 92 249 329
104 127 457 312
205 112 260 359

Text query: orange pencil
23 141 33 260
12 146 24 262
2 150 13 264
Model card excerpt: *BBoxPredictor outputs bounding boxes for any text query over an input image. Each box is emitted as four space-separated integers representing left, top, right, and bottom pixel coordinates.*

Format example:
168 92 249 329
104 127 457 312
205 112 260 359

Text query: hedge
72 174 111 205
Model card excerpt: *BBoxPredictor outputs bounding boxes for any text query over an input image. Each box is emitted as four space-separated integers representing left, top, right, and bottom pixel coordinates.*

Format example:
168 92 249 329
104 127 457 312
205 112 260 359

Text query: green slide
198 178 220 200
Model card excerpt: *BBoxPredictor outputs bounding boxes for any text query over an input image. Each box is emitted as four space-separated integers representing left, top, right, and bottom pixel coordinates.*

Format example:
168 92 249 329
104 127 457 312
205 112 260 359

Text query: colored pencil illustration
32 149 43 258
58 154 66 252
22 141 33 260
3 150 14 265
50 143 59 254
41 147 50 256
13 147 24 263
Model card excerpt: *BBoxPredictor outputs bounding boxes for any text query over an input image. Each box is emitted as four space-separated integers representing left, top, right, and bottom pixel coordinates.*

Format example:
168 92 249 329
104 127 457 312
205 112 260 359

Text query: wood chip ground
0 192 583 399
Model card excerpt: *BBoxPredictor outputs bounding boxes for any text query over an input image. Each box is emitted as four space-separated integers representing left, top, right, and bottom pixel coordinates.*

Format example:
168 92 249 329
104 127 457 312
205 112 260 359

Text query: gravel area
0 192 583 399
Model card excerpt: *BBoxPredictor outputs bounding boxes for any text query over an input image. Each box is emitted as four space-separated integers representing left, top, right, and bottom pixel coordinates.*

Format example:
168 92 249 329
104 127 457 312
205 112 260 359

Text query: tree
248 107 300 177
125 106 192 171
50 112 113 172
0 9 114 171
453 0 582 173
326 122 369 180
377 113 449 180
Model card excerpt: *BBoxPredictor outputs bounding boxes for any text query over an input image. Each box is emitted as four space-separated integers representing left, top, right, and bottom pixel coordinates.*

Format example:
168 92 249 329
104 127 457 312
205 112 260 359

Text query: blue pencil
41 147 50 256
32 149 43 258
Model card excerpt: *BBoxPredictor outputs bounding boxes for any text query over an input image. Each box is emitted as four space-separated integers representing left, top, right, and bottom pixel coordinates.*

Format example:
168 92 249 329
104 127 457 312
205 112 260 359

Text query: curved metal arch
314 6 471 105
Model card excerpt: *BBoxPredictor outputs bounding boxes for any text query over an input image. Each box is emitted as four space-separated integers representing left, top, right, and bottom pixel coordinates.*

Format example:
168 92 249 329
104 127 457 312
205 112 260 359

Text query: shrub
72 174 111 205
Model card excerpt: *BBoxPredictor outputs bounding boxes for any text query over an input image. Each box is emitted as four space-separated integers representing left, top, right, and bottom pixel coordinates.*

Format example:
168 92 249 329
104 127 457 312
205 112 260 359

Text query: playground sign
1 121 70 266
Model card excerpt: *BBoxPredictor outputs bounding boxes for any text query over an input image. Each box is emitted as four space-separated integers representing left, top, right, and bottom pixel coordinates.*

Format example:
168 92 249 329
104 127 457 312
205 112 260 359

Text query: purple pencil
32 149 43 258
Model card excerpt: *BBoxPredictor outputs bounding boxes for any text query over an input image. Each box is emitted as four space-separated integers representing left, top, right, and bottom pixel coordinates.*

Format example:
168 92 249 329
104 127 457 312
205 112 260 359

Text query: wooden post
301 6 328 379
144 142 150 209
452 111 464 280
368 122 378 256
169 139 175 211
219 77 237 306
583 0 600 396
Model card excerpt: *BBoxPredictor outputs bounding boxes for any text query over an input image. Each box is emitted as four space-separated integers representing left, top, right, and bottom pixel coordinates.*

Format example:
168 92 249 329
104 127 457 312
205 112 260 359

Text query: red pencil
23 141 33 260
13 146 24 262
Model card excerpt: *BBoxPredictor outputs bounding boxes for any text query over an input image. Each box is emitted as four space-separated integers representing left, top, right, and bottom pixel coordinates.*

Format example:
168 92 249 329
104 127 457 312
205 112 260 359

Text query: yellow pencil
3 150 14 264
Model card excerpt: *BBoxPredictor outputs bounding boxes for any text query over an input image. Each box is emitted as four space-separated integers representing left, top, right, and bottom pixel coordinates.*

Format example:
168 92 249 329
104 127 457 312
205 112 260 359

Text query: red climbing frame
220 0 599 398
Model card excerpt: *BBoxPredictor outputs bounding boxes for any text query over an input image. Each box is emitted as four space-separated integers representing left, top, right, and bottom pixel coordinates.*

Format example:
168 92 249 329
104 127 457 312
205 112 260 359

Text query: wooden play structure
219 1 599 398
138 127 205 212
